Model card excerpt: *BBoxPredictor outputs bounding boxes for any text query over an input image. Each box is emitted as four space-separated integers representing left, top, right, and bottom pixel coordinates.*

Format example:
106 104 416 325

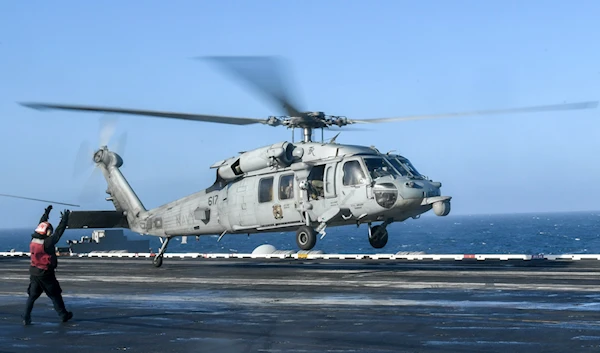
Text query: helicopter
19 56 598 267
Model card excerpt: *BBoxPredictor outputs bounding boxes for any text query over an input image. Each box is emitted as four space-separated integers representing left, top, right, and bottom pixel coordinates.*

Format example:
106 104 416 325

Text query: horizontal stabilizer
67 211 129 229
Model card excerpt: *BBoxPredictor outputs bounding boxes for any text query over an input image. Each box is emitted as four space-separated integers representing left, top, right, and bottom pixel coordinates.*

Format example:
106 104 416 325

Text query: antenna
330 132 341 144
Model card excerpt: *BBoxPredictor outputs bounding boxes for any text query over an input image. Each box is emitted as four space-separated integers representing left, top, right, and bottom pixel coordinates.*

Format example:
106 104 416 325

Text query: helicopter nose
400 180 441 199
409 180 451 216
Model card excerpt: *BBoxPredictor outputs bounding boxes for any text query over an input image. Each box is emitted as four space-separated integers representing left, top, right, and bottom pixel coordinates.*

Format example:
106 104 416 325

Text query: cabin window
325 165 335 195
342 160 366 186
279 174 294 200
258 177 274 203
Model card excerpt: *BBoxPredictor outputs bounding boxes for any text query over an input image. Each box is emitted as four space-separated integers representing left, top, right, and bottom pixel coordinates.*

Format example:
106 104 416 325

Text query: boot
61 311 73 322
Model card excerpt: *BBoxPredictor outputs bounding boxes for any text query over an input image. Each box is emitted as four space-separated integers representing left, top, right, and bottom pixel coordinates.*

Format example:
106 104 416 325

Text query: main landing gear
153 236 172 267
294 219 393 251
368 219 392 249
296 225 317 250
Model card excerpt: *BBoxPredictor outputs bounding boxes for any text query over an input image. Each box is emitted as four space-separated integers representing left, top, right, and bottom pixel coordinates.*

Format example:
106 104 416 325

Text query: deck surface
0 256 599 352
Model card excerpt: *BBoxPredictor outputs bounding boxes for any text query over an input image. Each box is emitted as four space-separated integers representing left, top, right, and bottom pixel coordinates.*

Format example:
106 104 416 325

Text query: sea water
1 211 599 255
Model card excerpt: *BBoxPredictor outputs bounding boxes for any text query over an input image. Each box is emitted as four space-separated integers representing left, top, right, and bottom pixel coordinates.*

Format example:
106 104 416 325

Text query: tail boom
94 147 147 233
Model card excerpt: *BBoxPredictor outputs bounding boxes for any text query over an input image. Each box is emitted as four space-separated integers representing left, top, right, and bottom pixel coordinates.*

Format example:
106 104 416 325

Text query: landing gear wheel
296 226 317 250
153 255 163 268
369 225 388 249
152 236 171 268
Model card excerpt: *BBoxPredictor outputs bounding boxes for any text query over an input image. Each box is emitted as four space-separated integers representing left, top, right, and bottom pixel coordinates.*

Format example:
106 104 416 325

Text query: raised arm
49 209 70 246
39 205 52 223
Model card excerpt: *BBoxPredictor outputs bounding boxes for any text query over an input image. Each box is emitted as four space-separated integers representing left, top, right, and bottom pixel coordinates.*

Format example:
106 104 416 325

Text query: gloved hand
45 205 53 213
60 209 71 222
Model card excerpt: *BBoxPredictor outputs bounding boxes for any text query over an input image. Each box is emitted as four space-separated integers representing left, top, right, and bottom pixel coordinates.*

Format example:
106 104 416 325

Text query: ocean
1 211 599 255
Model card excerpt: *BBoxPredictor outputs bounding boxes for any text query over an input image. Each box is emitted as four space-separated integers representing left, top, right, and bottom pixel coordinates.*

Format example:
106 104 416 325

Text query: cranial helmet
35 221 53 235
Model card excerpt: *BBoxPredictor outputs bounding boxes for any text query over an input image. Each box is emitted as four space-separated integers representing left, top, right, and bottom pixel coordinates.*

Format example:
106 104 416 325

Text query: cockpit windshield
400 158 423 177
387 156 424 179
386 158 409 177
363 157 398 180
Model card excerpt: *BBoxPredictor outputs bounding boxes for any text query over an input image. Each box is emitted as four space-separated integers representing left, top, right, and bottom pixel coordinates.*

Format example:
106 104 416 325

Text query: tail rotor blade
77 167 103 205
73 140 94 179
99 115 118 147
75 116 123 205
113 132 128 156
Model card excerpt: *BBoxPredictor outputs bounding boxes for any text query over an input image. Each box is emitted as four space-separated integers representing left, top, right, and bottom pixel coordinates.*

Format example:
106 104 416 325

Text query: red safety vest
30 238 51 270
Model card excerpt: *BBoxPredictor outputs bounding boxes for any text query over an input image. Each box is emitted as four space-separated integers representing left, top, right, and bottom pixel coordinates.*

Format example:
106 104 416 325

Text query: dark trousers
23 273 69 320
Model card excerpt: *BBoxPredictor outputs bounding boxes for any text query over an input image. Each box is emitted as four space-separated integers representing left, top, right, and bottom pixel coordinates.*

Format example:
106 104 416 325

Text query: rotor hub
270 112 350 130
93 149 105 164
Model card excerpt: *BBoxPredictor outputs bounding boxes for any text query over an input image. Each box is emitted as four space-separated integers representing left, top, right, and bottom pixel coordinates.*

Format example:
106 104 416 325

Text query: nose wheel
368 224 389 249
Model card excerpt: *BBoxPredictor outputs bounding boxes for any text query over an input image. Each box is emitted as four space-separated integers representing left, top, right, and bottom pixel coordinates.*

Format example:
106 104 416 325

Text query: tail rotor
74 115 128 204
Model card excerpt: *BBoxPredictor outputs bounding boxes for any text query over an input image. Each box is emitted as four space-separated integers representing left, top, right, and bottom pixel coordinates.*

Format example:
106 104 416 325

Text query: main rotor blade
0 193 80 207
350 101 599 124
20 103 267 126
324 126 371 132
199 56 304 117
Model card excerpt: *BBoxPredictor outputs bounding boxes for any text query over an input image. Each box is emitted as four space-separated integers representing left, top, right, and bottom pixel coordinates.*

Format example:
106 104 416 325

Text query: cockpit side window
258 177 274 203
342 160 366 186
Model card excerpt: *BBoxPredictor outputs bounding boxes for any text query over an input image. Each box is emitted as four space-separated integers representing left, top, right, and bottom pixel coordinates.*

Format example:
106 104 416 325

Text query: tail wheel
296 226 317 250
152 255 163 268
369 225 388 249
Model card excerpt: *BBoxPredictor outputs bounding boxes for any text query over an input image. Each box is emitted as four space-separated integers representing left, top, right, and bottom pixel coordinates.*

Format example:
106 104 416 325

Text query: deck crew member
22 205 73 325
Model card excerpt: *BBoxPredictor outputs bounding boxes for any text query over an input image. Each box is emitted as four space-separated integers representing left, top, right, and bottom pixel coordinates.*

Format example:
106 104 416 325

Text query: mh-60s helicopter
21 56 598 267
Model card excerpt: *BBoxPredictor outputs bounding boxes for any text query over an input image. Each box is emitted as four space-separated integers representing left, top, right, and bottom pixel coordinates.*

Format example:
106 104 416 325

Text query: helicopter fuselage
128 141 451 240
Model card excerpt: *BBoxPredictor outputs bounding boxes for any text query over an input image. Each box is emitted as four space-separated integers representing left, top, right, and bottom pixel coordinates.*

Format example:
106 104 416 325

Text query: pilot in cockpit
343 160 366 185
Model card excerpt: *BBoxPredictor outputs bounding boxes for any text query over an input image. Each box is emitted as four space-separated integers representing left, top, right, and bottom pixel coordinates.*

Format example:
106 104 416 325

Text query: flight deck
1 251 600 352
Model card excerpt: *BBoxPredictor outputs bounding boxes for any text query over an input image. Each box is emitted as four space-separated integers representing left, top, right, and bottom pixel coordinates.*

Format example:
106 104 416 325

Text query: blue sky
1 0 599 228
